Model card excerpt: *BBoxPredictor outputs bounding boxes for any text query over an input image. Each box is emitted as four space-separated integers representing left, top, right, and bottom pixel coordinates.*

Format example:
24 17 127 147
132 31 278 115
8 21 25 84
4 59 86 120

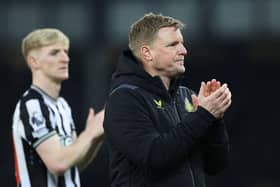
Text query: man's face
33 42 70 83
148 26 187 78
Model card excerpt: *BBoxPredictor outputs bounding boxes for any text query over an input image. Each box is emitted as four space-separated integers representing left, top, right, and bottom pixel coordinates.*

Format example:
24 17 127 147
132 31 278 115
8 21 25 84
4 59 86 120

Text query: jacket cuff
205 119 229 143
181 106 216 139
196 106 216 123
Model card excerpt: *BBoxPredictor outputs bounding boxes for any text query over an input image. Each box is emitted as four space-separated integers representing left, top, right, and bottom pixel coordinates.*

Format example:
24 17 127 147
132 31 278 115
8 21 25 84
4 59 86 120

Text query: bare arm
36 108 104 176
77 137 103 171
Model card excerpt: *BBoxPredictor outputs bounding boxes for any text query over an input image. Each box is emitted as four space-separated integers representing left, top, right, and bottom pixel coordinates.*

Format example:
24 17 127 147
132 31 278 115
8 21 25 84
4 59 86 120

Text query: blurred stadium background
1 0 280 186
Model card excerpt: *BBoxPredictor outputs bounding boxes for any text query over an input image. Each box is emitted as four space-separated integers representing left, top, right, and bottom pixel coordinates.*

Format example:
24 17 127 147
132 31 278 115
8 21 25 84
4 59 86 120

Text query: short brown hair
128 13 185 58
21 28 69 60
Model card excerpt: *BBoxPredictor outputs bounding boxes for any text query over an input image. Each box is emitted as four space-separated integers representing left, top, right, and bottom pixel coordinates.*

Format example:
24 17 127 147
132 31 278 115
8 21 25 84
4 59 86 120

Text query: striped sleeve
20 98 56 148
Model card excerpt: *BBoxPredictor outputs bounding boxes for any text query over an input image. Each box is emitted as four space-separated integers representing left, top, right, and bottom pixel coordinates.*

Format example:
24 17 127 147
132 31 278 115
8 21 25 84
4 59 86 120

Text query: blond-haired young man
12 28 104 187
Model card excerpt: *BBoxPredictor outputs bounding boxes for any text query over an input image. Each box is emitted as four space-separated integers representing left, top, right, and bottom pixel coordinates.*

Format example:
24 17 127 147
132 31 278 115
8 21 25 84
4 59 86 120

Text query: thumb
87 107 95 122
198 82 205 95
191 94 199 111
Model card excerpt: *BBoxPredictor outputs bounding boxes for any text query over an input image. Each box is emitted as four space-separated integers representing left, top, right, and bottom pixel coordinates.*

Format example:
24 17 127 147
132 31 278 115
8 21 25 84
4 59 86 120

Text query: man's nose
61 52 70 63
179 43 187 56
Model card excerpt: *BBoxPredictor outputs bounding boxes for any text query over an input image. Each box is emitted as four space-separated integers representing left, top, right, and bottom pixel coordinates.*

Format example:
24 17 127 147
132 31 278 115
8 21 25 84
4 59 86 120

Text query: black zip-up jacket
104 50 229 187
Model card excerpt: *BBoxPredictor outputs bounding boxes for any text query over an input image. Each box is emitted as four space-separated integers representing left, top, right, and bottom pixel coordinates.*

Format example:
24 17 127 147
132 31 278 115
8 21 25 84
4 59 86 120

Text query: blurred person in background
104 13 232 187
12 28 104 187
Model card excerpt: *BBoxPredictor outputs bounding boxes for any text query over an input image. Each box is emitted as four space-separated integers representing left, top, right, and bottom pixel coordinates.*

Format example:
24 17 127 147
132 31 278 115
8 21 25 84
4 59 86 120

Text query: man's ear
140 45 153 62
27 54 40 70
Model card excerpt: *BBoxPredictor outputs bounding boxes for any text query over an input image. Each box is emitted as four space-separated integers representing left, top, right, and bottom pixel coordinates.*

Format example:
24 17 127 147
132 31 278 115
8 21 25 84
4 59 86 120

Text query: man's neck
144 68 171 90
142 62 171 90
32 78 61 99
159 76 170 90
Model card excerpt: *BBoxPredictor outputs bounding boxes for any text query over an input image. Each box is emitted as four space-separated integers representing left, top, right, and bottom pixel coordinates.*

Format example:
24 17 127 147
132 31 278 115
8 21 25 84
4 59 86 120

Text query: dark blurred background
1 0 280 186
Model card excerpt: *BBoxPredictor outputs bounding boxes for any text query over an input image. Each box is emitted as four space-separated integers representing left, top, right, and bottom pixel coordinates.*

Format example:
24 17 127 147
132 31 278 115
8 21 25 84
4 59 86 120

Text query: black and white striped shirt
12 85 80 187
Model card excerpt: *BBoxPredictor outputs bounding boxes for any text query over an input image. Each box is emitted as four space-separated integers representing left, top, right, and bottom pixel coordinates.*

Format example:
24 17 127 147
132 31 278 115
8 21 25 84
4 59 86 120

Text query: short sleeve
20 99 56 148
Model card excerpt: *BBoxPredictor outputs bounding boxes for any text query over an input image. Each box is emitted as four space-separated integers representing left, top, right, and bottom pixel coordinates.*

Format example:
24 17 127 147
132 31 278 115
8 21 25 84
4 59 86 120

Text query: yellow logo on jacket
153 99 163 109
185 97 194 112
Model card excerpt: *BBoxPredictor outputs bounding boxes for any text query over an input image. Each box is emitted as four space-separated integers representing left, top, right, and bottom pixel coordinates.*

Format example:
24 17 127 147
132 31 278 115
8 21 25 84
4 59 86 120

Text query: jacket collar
111 49 183 100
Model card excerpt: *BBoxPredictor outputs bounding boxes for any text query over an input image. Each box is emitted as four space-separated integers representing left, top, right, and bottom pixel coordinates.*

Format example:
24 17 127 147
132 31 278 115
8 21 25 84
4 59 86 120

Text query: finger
205 82 211 96
213 80 221 91
87 108 95 121
217 88 230 102
216 81 221 90
218 92 232 110
90 107 95 115
210 83 227 99
212 90 231 117
198 82 206 97
202 81 211 96
98 110 105 119
211 78 216 87
206 81 211 93
210 79 217 92
191 94 199 110
227 89 232 100
219 99 232 112
96 109 105 121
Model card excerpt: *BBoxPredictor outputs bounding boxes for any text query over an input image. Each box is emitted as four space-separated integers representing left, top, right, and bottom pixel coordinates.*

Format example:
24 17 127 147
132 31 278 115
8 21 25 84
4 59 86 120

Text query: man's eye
168 42 178 47
50 50 59 55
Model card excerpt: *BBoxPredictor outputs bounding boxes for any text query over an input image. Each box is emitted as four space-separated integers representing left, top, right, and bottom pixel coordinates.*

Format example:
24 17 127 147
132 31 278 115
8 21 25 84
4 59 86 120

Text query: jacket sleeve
201 119 230 175
104 88 216 170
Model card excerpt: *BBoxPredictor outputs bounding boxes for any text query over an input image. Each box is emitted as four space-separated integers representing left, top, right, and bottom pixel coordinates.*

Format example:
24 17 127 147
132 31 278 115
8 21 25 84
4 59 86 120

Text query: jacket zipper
173 98 196 187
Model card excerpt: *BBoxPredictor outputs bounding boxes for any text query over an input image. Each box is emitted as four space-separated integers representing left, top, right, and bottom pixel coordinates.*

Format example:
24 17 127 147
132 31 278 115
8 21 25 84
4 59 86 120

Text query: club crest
30 111 45 127
185 98 194 112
